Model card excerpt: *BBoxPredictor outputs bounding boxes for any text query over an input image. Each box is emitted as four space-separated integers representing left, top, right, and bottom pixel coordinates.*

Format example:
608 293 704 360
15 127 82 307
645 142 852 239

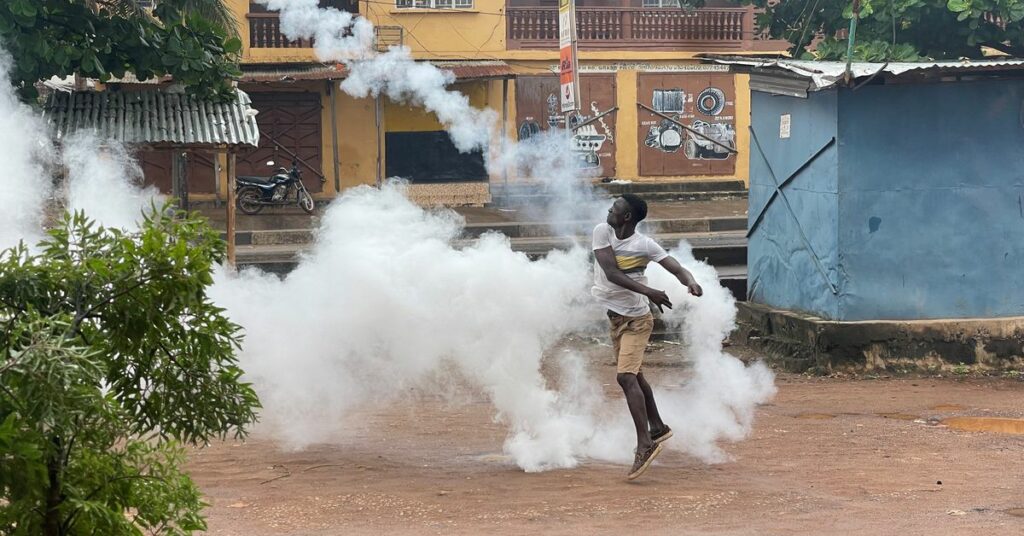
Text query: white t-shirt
591 223 669 317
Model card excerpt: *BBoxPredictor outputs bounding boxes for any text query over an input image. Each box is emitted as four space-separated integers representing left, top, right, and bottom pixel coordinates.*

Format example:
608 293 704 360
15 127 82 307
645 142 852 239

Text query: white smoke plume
647 242 777 462
259 0 600 233
0 52 161 243
0 53 54 249
209 182 774 469
61 133 163 230
210 181 600 471
260 0 496 153
488 128 608 237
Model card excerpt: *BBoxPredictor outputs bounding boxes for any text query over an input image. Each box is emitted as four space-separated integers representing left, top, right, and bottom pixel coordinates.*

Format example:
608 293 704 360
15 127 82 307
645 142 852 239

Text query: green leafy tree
0 207 260 535
742 0 1024 61
0 0 243 101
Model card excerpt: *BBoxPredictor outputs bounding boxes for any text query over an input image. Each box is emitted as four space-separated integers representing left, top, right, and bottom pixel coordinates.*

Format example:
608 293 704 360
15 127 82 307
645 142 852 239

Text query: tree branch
63 474 168 534
981 41 1024 57
71 273 157 333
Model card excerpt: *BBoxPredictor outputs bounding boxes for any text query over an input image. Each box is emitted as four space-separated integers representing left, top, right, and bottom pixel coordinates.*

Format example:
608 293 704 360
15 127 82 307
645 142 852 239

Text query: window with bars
396 0 474 8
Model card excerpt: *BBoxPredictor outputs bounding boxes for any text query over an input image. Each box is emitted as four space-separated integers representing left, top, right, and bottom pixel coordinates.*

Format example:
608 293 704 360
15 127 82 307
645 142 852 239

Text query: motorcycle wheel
298 189 315 214
237 186 264 215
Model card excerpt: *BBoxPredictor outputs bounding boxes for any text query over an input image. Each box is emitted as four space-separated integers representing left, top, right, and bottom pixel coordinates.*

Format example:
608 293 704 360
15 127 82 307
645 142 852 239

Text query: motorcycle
235 160 315 215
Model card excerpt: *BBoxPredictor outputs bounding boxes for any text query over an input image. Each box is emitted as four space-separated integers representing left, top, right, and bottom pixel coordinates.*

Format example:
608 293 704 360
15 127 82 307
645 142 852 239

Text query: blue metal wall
748 78 1024 321
748 90 841 318
836 79 1024 320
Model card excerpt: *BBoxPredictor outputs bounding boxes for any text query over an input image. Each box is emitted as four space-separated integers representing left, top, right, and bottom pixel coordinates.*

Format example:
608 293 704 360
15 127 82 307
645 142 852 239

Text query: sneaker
651 426 673 445
627 443 664 480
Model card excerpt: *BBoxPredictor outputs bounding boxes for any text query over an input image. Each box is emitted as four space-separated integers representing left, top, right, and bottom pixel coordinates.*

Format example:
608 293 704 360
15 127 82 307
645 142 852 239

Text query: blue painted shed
713 59 1024 321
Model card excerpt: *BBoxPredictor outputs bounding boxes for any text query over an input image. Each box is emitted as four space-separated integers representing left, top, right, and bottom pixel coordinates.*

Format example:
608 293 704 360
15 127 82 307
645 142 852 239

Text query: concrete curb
734 302 1024 374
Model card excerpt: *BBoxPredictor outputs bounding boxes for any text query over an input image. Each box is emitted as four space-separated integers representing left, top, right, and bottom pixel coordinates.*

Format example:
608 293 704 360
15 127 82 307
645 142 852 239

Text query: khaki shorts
608 311 654 374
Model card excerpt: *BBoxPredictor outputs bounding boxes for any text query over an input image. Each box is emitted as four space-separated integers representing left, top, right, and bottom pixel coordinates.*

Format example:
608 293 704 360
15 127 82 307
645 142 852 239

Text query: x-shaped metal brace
748 127 839 295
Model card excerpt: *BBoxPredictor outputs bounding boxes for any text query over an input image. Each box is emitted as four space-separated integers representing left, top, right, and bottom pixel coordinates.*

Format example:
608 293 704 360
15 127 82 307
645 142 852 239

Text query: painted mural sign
558 0 579 113
516 75 617 177
547 63 731 74
638 73 737 176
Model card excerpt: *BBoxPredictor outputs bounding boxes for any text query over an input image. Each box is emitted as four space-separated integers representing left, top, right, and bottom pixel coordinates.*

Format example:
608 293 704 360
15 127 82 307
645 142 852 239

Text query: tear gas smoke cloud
61 132 163 230
145 1 774 470
260 0 496 153
0 52 160 240
0 53 53 249
258 0 602 232
488 128 609 237
647 242 777 462
209 183 774 469
210 182 602 471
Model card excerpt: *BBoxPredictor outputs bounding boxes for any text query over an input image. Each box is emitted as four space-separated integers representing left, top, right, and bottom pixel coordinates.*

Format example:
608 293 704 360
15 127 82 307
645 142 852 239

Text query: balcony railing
249 13 313 48
248 13 404 51
507 6 782 51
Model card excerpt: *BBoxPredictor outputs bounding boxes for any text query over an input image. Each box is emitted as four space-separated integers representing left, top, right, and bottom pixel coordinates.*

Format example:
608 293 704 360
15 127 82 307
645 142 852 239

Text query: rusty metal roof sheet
239 63 347 83
237 60 515 84
43 89 260 148
432 60 516 81
705 57 1024 91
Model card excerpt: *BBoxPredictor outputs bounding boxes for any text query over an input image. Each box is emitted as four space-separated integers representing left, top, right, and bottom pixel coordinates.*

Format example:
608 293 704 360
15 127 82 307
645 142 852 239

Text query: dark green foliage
742 0 1024 60
0 0 242 101
0 207 259 535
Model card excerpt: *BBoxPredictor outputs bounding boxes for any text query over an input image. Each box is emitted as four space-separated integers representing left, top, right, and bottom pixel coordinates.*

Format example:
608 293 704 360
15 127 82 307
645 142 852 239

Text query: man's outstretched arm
594 246 673 311
657 256 703 297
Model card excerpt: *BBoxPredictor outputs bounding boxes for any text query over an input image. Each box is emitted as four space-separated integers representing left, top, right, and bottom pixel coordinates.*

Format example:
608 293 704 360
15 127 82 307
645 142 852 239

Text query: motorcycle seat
237 175 274 184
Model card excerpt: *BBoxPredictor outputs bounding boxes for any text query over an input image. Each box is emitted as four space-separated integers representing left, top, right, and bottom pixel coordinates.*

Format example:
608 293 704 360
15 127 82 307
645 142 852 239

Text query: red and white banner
558 0 579 113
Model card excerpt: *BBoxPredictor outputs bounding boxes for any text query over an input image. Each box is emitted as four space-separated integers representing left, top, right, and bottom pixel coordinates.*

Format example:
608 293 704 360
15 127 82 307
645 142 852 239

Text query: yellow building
190 0 787 205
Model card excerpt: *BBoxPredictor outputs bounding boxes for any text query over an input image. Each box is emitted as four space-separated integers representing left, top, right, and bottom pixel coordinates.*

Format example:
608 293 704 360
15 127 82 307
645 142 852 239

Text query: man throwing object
592 194 703 480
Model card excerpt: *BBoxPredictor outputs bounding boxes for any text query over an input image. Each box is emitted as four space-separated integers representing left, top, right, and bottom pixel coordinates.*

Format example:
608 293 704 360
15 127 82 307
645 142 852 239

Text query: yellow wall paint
734 73 751 187
337 89 380 190
383 82 490 132
615 69 639 180
362 0 509 58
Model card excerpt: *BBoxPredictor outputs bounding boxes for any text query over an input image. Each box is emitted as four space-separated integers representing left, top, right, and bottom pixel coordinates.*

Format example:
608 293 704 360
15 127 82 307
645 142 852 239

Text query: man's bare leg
617 372 653 451
636 372 665 433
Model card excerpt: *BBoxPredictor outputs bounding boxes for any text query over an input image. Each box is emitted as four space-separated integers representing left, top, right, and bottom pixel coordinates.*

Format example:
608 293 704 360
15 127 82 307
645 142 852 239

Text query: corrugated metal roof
103 72 174 85
239 63 346 83
236 60 515 84
706 57 1024 91
43 89 260 148
432 61 516 81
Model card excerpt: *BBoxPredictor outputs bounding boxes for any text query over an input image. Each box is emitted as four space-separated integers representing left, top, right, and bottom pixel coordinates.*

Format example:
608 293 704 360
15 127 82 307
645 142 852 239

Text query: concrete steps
490 179 748 207
215 194 753 309
224 215 748 246
234 229 749 301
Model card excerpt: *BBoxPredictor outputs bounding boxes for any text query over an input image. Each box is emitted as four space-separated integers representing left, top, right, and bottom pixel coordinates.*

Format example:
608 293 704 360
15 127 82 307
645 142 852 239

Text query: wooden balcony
507 6 784 51
247 13 404 51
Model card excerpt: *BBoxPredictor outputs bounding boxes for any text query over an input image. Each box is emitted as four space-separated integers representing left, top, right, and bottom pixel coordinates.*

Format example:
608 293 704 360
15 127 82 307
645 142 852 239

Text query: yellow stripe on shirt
616 255 650 272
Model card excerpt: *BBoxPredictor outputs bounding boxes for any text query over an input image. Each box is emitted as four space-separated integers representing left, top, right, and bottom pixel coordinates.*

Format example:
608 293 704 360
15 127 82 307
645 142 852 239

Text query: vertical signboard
558 0 579 113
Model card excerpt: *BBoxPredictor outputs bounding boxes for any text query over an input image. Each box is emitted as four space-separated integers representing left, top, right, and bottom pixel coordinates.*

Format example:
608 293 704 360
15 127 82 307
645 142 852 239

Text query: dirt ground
188 343 1024 536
